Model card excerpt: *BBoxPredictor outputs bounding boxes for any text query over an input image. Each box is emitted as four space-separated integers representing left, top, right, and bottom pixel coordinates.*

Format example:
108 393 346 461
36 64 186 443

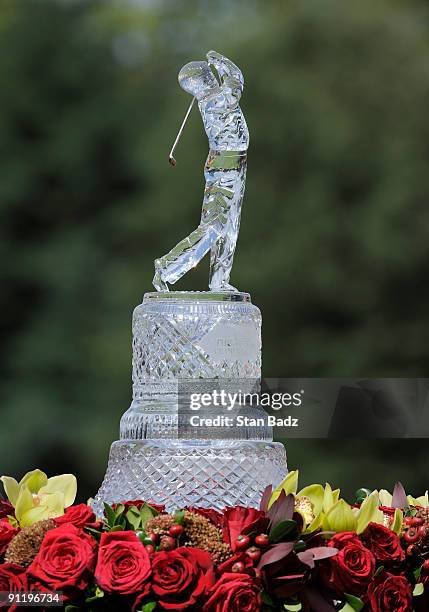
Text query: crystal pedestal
93 292 287 513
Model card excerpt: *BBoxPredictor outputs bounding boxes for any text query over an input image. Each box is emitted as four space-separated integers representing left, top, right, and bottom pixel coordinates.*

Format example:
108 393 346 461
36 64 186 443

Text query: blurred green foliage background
1 0 428 502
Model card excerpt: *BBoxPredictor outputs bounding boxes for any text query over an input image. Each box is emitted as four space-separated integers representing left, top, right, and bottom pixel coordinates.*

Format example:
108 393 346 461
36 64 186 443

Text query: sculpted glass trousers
155 150 247 290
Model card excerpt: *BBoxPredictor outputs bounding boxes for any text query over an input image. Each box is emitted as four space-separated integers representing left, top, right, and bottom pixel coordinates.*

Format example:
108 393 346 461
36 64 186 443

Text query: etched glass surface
153 51 249 292
120 291 264 440
93 440 287 514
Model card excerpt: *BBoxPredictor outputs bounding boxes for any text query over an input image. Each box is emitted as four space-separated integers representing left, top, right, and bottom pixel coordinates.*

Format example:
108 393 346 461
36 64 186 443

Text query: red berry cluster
144 524 185 553
231 533 270 571
403 515 428 557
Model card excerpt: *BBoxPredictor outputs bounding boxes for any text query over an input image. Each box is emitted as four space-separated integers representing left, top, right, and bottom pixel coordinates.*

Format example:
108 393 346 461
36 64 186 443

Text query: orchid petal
20 469 48 494
269 470 299 508
298 484 324 515
391 508 403 535
15 486 34 524
39 492 65 518
20 505 51 528
0 476 20 506
357 491 383 534
378 489 393 507
323 500 357 532
39 474 77 507
305 511 324 534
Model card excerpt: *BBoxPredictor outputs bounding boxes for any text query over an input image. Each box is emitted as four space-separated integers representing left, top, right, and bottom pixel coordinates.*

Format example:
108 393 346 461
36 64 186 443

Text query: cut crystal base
92 439 287 514
93 292 288 513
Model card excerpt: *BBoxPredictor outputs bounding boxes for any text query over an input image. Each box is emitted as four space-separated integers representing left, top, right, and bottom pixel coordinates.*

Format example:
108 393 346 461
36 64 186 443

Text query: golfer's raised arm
207 50 244 90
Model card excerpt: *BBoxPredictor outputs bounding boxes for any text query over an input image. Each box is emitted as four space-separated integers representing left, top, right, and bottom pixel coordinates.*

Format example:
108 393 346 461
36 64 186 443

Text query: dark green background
0 0 428 502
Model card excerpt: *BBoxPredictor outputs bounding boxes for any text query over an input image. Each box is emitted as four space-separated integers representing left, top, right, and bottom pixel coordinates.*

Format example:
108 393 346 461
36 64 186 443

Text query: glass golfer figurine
93 50 288 512
153 50 249 292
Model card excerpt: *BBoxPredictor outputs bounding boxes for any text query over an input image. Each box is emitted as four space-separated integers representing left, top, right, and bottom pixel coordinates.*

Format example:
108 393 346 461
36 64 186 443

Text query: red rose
367 572 412 612
152 546 215 610
362 522 404 563
187 507 224 528
0 519 18 557
325 531 362 549
222 507 269 552
112 500 165 514
95 531 151 595
0 563 27 611
321 532 375 596
203 572 261 612
0 563 27 592
28 523 96 598
54 504 99 529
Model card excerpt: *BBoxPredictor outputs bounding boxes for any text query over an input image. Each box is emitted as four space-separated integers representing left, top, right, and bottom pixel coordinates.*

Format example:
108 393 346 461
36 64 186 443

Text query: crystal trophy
93 51 287 512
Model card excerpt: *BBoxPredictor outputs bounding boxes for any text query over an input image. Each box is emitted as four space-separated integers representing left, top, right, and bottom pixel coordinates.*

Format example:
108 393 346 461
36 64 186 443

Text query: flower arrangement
0 469 428 611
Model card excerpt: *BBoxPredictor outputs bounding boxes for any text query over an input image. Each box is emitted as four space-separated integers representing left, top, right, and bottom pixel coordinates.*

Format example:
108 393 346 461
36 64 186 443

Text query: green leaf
284 602 302 611
137 603 157 612
84 526 102 539
126 509 142 530
114 515 127 529
147 503 161 516
345 593 364 611
114 503 125 517
103 502 116 527
269 519 299 543
293 539 306 552
413 566 422 581
261 591 275 607
85 586 105 603
355 488 371 503
108 524 124 532
174 509 186 525
374 565 384 577
338 604 355 612
413 583 424 597
139 504 156 528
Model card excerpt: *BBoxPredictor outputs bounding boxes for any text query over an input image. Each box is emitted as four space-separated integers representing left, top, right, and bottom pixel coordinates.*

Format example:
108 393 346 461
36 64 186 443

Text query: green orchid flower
1 469 77 527
295 482 341 533
270 471 389 535
407 492 429 507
